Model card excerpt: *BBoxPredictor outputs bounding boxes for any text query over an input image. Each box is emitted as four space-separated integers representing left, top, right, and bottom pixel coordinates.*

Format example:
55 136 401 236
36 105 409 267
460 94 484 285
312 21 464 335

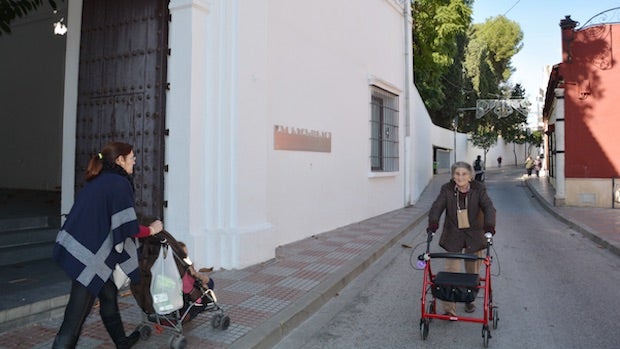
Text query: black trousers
52 279 127 348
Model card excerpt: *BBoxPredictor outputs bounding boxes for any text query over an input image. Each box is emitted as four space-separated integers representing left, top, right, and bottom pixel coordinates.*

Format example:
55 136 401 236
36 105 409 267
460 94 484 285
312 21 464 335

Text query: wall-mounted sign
274 125 332 153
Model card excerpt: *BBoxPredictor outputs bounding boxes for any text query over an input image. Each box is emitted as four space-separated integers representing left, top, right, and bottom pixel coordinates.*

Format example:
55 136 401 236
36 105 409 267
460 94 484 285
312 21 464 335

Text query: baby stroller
417 230 498 347
130 230 230 349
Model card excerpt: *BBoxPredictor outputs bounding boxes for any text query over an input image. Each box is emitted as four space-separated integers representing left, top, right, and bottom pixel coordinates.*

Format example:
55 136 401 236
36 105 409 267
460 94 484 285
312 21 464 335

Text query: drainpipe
403 0 412 206
553 88 566 206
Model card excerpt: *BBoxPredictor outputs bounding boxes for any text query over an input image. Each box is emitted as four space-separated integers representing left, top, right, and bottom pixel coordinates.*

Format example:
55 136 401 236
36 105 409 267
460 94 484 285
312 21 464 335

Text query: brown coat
428 180 496 253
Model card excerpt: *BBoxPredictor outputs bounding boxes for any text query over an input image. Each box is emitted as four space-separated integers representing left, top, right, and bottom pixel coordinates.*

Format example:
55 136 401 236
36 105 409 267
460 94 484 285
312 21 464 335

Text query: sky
471 0 620 123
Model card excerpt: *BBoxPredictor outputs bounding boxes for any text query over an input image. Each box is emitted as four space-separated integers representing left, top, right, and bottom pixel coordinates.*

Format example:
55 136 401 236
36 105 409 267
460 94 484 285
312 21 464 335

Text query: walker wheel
420 318 430 340
492 307 499 329
211 313 223 329
428 301 436 314
427 301 436 323
482 326 490 348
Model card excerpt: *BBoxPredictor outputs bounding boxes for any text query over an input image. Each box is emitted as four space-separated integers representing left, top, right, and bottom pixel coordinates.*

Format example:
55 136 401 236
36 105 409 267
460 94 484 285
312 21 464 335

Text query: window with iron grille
370 86 399 172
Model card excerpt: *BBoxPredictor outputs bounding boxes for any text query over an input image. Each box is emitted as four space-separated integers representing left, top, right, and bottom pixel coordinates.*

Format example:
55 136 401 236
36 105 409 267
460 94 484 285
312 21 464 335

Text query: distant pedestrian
525 156 534 176
497 156 502 168
473 155 484 182
426 161 496 316
534 156 542 177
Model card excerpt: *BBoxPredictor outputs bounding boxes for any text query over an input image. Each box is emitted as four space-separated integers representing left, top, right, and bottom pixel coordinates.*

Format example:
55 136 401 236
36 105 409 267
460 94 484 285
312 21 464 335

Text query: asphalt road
275 171 620 349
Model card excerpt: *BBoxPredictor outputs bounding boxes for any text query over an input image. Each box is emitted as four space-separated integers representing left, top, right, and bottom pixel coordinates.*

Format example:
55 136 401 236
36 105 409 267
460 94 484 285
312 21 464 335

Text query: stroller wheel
211 313 223 329
168 334 187 349
137 324 151 340
220 315 231 330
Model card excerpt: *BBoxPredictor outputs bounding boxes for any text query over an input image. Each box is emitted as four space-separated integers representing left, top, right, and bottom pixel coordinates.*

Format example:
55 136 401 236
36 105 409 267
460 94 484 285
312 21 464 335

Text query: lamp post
453 115 458 163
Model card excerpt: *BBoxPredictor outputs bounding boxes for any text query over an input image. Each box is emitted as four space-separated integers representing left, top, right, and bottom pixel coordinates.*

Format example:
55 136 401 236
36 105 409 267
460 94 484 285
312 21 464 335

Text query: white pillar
60 0 84 217
201 0 239 269
165 0 210 261
553 88 566 206
167 0 272 269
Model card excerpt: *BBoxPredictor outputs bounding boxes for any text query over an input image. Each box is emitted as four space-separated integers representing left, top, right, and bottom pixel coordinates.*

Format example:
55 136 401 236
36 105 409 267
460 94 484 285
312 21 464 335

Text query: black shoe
51 335 79 349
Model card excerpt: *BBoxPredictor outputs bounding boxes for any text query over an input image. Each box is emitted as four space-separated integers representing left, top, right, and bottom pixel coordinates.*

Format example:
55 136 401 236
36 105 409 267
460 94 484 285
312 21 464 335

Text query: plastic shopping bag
150 245 183 314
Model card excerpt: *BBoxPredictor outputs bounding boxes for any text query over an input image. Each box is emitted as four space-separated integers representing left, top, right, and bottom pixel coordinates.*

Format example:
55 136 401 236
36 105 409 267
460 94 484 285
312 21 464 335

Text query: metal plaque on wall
274 125 332 153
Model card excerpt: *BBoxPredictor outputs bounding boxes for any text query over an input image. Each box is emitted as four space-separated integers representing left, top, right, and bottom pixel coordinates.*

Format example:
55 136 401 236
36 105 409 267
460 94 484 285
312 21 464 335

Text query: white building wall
164 0 419 269
261 0 407 243
409 85 434 203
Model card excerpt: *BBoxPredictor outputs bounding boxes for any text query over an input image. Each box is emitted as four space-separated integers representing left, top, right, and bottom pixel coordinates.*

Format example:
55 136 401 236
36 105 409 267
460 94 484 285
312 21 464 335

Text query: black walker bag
431 272 479 303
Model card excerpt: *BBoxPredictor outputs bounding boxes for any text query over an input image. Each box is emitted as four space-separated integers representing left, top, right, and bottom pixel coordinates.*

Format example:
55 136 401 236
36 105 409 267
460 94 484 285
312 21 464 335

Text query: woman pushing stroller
52 142 163 349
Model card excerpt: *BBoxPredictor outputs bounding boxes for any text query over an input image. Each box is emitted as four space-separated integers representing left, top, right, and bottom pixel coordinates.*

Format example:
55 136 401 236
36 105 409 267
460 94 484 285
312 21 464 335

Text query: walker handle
427 252 483 261
485 232 493 256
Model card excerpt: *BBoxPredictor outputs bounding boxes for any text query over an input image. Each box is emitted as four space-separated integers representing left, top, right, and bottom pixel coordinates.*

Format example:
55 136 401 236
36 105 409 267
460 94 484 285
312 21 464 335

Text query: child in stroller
130 230 230 336
177 241 217 318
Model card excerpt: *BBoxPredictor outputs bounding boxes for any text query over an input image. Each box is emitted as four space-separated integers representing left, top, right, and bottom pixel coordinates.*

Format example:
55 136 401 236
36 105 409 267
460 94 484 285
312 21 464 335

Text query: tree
435 31 472 129
469 118 499 165
464 15 523 98
526 130 543 156
413 0 473 127
0 0 60 35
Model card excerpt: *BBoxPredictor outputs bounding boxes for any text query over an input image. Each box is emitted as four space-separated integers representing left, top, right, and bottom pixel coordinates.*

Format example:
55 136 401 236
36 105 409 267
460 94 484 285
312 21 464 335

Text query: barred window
370 86 399 172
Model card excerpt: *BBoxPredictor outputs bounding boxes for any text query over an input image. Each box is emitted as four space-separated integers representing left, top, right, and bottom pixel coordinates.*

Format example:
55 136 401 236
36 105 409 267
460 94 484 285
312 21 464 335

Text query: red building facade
543 10 620 208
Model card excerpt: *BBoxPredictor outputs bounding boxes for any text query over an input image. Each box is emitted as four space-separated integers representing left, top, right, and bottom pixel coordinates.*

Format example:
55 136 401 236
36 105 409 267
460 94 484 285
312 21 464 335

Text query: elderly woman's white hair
450 161 474 177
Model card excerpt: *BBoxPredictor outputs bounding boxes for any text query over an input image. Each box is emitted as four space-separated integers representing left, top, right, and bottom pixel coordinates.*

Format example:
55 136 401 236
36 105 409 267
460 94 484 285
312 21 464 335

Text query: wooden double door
75 0 169 220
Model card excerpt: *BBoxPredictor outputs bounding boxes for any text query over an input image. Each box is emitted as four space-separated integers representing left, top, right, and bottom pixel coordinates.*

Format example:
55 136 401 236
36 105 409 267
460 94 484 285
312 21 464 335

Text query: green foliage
470 125 498 150
413 5 524 135
529 130 543 148
0 0 60 35
413 0 473 123
435 32 470 129
469 123 498 162
464 15 523 97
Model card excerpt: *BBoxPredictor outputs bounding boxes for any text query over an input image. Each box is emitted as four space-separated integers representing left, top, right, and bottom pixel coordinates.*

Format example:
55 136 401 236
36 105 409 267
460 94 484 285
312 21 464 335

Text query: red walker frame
418 231 498 347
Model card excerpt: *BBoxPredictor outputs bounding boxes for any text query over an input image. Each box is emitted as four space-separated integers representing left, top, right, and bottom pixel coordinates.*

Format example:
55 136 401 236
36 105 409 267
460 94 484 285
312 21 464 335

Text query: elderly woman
427 161 496 317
